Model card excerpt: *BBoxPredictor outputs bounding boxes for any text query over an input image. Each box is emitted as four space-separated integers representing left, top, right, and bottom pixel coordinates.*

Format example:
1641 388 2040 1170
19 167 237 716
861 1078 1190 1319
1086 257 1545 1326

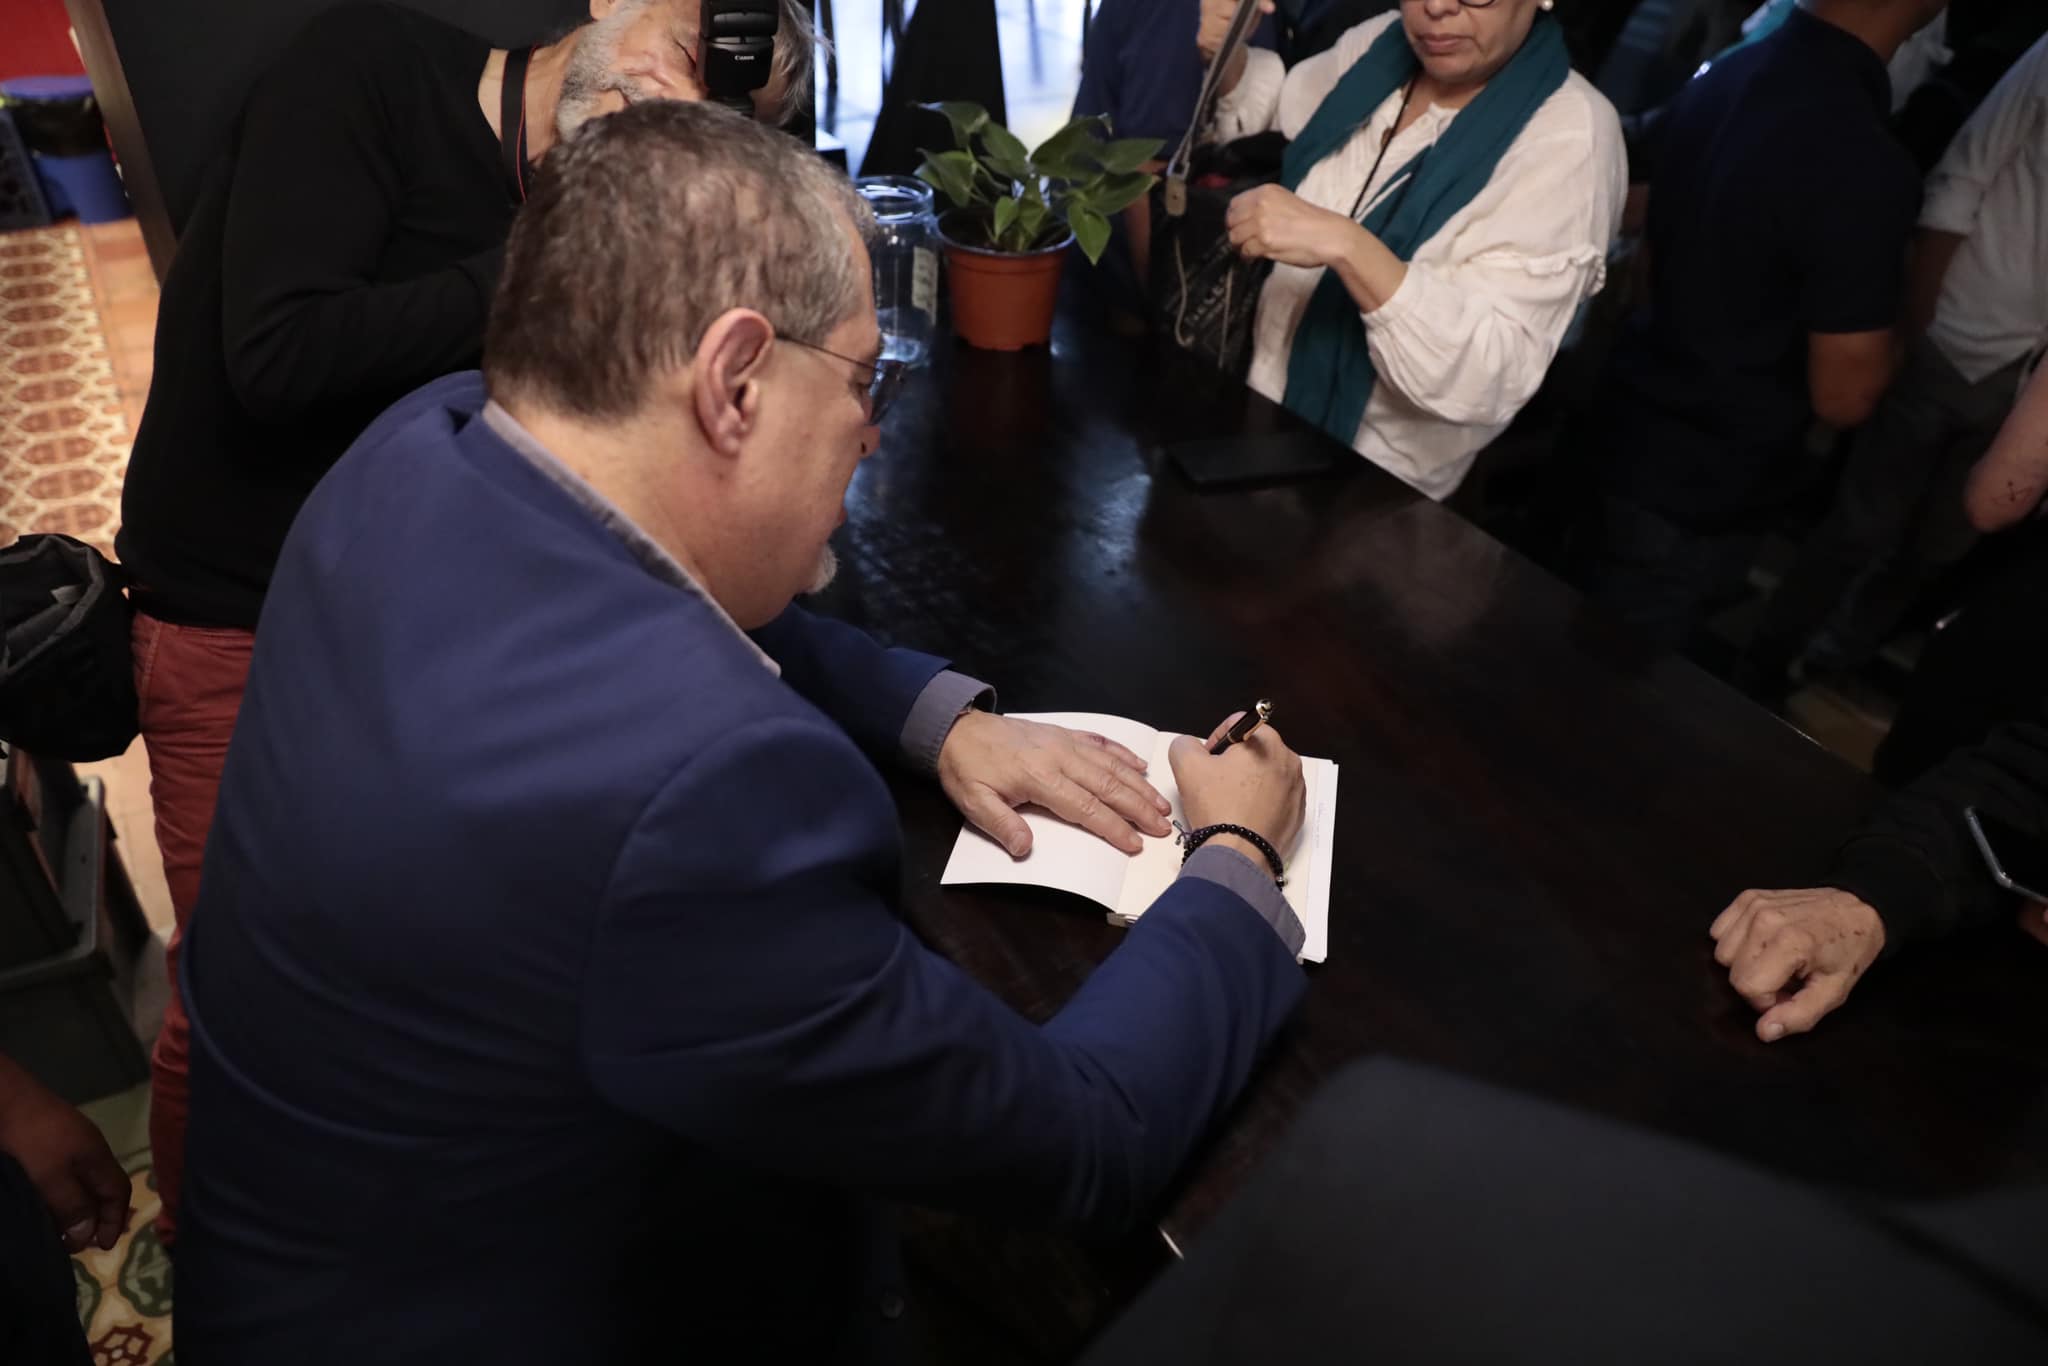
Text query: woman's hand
1226 185 1364 269
1198 0 1274 96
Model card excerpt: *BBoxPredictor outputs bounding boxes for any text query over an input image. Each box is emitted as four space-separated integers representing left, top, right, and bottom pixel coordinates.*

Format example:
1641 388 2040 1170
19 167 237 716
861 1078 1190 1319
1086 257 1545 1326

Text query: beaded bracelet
1176 820 1286 888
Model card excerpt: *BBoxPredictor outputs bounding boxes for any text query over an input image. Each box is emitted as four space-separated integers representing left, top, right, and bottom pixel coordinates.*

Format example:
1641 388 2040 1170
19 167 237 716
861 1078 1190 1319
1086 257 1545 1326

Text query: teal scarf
1280 15 1569 444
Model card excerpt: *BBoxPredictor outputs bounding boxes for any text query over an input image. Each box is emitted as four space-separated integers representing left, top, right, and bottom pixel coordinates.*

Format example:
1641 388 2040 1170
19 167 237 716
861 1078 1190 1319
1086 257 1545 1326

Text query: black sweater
117 3 517 628
1831 707 2048 952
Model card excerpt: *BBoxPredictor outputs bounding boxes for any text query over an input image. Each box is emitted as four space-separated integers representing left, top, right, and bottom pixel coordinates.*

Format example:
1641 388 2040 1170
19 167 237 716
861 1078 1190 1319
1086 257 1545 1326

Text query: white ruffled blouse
1210 13 1627 498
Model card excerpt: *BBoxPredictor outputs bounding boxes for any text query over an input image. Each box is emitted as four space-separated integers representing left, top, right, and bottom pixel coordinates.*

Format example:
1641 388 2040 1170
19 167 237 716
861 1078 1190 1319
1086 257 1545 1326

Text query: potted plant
915 102 1160 351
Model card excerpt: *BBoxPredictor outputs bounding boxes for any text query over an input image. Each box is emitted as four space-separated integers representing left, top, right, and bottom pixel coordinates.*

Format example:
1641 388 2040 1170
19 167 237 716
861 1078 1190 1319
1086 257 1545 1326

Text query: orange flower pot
940 222 1072 352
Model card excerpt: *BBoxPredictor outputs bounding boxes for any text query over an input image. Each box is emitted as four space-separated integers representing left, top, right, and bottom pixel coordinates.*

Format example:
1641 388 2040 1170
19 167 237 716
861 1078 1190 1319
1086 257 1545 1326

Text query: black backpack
0 535 138 762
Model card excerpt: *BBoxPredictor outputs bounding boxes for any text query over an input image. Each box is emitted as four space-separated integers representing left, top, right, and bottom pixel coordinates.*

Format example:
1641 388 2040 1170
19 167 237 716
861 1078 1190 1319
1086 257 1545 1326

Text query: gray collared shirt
480 400 1301 953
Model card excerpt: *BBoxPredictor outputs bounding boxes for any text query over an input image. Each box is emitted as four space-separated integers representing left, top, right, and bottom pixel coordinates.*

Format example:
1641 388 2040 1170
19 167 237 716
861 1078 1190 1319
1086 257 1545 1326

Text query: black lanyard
1347 78 1418 224
501 46 533 202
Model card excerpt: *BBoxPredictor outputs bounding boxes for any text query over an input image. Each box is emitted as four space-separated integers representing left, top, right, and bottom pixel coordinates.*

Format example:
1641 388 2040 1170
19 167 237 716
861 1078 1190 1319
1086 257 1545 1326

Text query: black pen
1209 699 1273 755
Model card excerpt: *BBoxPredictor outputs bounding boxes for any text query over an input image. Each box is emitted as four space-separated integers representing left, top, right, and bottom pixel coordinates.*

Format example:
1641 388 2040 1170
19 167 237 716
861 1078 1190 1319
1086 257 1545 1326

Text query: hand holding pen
1165 700 1305 882
1208 699 1273 755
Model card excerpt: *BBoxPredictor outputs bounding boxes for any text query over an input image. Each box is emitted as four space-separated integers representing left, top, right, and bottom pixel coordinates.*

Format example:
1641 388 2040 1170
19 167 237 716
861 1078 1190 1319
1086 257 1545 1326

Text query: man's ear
692 309 775 458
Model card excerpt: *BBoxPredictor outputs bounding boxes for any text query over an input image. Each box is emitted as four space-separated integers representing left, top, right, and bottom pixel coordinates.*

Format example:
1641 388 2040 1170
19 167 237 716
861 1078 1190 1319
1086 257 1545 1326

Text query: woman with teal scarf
1195 0 1626 498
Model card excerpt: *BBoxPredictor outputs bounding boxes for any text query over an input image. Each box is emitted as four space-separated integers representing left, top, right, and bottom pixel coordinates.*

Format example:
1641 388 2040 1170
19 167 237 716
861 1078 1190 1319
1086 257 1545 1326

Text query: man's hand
2018 902 2048 950
938 712 1172 857
1709 888 1887 1042
1167 712 1305 867
1227 186 1365 270
0 1059 130 1252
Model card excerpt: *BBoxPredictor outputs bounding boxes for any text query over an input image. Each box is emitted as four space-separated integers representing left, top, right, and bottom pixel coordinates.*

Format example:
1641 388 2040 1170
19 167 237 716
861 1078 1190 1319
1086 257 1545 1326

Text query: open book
939 711 1339 963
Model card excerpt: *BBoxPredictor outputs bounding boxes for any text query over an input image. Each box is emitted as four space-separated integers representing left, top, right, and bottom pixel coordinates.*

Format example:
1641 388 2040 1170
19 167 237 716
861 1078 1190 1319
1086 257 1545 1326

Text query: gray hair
484 100 872 422
556 1 820 129
769 0 820 125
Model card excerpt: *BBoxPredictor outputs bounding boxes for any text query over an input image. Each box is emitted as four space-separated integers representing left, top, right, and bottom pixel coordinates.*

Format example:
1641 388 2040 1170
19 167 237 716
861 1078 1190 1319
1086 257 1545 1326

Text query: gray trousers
1752 335 2025 680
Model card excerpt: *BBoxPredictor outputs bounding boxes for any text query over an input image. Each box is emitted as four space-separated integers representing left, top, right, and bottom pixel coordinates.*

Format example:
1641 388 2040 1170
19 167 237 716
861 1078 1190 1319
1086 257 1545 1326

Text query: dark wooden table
813 317 2048 1267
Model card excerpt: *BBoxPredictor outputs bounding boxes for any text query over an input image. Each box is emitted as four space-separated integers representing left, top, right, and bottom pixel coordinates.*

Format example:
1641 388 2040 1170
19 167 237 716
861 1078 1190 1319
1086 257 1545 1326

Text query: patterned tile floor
73 1086 172 1366
2 217 174 1362
0 226 130 555
1 220 174 938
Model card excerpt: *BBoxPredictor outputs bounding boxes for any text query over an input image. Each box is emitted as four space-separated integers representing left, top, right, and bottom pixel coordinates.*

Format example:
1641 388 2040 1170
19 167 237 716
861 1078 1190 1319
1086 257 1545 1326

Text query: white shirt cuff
1212 48 1286 140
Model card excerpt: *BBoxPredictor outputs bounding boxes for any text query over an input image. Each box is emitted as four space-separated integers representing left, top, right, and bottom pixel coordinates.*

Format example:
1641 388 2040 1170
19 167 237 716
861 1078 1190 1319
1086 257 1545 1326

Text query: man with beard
112 0 815 1244
170 102 1310 1364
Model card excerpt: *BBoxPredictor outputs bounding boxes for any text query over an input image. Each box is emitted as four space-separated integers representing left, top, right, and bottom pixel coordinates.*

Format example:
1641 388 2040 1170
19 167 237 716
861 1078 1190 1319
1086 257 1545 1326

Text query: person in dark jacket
1711 701 2048 1040
172 103 1309 1366
1076 1058 2048 1364
114 0 816 1245
1716 363 2048 1024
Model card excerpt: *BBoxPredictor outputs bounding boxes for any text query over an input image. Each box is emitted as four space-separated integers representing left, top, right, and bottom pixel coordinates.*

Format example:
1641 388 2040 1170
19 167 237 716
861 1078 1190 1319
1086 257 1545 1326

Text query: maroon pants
131 611 255 1243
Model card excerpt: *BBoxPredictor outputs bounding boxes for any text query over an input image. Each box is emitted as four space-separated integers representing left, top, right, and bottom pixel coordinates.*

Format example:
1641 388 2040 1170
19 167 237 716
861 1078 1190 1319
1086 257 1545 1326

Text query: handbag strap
1164 0 1269 217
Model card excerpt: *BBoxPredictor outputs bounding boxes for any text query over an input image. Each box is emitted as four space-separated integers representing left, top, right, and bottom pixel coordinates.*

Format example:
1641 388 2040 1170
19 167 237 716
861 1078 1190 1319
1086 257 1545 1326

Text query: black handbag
1149 0 1286 378
0 534 138 762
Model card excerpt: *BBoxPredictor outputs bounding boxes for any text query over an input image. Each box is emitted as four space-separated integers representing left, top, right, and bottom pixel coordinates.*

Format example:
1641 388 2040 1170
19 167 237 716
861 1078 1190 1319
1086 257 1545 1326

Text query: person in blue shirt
1576 0 1940 653
1070 0 1394 323
1072 0 1284 320
171 101 1310 1366
1073 0 1386 151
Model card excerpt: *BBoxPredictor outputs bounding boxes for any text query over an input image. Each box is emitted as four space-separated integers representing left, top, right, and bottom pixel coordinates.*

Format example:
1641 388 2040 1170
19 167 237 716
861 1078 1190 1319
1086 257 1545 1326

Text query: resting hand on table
938 712 1172 858
1709 888 1886 1043
1167 712 1306 869
1227 186 1369 271
0 1057 130 1252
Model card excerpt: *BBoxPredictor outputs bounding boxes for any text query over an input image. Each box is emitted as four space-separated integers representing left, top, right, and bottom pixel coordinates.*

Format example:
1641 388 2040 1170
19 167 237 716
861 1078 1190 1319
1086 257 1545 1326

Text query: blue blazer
174 374 1305 1365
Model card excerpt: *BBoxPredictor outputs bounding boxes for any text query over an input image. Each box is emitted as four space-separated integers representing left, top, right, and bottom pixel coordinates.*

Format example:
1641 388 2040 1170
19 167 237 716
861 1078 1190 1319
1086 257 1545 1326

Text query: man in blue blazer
172 102 1309 1365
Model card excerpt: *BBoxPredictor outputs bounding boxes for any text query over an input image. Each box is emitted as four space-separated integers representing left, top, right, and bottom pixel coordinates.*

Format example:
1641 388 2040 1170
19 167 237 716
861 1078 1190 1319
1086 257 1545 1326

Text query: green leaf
979 122 1032 183
967 163 1010 206
992 194 1021 242
914 106 1153 259
914 149 982 211
915 101 991 150
1095 137 1167 175
1067 205 1112 265
1030 114 1113 179
1015 196 1052 252
1084 170 1157 217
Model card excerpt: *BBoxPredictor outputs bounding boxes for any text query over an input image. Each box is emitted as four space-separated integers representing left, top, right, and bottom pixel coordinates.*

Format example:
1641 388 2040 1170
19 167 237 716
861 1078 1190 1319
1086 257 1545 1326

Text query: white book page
938 713 1339 962
937 712 1162 912
1109 733 1192 923
1295 760 1338 964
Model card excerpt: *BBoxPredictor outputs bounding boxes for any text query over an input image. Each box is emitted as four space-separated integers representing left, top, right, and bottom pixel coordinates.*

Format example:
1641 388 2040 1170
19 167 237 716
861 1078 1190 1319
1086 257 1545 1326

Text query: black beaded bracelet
1176 821 1286 888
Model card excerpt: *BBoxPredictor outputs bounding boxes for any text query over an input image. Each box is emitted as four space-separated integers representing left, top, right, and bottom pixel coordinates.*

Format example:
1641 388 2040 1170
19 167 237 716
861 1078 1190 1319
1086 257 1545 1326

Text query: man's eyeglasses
779 335 912 424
